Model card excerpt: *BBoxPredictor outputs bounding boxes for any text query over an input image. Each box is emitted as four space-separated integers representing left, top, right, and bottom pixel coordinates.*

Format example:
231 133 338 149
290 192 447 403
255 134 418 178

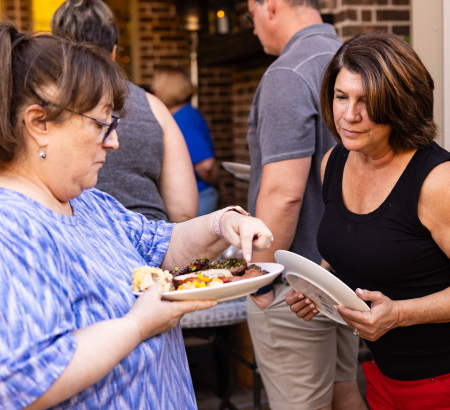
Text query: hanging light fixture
175 0 208 32
209 0 236 35
175 0 208 107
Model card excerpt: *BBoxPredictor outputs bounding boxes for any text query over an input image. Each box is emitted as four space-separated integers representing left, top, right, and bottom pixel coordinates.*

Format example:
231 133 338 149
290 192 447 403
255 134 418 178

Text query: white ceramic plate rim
222 162 251 181
275 250 369 322
133 262 284 302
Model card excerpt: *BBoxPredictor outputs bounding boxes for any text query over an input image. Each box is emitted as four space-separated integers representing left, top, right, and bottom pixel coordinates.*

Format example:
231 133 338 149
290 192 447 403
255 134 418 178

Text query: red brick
343 0 387 5
376 9 410 21
362 10 372 21
392 25 410 37
342 25 388 37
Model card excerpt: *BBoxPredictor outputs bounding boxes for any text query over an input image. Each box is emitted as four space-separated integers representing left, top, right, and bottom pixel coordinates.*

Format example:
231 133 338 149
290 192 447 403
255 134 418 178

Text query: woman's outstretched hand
219 211 273 263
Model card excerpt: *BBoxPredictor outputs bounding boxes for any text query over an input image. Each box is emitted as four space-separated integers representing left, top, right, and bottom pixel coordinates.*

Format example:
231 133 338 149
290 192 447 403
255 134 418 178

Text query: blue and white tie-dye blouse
0 188 197 410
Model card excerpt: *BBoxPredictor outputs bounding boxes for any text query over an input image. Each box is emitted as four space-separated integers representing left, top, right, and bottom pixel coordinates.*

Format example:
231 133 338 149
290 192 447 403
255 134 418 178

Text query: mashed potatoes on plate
132 266 174 292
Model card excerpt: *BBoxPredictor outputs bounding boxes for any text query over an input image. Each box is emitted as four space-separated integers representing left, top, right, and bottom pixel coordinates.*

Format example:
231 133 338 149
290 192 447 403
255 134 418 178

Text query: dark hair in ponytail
0 21 128 167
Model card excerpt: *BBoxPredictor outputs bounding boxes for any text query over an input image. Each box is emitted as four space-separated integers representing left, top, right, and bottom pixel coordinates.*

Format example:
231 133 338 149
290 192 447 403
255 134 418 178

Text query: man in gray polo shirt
245 1 367 409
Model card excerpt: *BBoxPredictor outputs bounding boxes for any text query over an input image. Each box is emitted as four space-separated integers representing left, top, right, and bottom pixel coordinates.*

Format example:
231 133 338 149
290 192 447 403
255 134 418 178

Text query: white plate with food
132 262 283 302
222 162 251 181
275 250 369 325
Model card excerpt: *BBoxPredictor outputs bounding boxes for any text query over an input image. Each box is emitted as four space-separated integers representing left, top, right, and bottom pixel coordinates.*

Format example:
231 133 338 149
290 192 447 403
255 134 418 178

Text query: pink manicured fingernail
357 288 363 295
305 298 310 304
312 309 318 314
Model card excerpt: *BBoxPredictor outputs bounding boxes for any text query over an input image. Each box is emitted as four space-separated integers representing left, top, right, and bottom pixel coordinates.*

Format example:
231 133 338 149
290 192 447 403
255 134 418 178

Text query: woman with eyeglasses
0 22 272 410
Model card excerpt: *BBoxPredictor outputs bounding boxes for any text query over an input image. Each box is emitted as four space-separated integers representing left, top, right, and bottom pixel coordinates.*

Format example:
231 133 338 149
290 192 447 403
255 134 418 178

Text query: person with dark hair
244 0 367 409
287 31 450 409
51 0 198 223
0 21 272 410
153 66 219 216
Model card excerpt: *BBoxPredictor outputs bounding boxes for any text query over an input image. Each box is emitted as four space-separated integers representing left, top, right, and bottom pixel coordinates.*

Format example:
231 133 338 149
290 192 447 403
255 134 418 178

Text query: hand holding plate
285 288 319 321
336 288 400 341
126 284 217 341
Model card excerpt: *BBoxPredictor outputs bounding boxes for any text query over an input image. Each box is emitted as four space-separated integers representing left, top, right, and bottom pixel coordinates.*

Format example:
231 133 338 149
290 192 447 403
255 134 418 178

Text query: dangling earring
39 146 46 159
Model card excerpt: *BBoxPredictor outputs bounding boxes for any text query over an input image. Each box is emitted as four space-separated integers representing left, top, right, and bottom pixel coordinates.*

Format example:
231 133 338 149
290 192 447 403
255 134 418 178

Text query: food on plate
132 258 270 293
231 264 267 281
208 258 247 276
132 266 174 292
173 269 233 290
170 257 210 277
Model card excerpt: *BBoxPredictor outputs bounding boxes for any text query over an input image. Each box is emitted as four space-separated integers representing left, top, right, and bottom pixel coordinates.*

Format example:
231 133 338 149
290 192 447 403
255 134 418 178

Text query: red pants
363 360 450 410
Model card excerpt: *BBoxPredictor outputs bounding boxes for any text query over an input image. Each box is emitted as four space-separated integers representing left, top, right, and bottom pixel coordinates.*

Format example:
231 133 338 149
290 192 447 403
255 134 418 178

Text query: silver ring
353 328 360 336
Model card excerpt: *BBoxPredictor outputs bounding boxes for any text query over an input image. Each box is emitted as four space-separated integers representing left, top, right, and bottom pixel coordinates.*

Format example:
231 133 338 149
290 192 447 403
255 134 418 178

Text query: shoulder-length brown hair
320 32 436 153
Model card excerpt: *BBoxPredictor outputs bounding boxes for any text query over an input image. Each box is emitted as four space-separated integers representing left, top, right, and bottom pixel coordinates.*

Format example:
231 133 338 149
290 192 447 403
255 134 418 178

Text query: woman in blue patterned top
0 23 272 410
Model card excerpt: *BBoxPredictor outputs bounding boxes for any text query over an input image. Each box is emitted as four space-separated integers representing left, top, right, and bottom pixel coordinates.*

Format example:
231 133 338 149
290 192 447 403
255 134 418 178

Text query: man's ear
23 104 50 146
267 0 276 19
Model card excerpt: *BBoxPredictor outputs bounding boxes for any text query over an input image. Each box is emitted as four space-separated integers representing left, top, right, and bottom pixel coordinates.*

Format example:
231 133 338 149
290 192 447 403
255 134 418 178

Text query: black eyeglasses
66 109 120 144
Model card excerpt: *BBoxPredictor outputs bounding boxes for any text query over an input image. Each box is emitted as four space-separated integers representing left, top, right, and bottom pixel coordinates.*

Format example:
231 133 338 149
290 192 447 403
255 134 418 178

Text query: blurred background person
287 31 450 410
51 0 198 223
153 66 219 216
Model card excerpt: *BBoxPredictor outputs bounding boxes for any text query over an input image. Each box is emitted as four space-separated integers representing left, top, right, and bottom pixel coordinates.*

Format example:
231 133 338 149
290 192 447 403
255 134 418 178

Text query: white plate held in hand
275 250 369 325
134 263 284 302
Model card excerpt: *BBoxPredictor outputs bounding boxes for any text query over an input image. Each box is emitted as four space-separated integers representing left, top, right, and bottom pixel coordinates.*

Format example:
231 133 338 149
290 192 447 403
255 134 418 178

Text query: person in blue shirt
0 22 272 410
152 67 219 216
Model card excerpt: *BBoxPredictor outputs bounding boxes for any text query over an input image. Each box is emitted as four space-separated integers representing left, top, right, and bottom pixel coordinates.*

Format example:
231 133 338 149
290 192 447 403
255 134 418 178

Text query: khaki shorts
247 283 359 410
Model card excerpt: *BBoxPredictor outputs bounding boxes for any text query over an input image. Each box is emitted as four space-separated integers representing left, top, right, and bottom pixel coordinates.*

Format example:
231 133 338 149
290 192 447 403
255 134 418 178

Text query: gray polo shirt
247 23 341 264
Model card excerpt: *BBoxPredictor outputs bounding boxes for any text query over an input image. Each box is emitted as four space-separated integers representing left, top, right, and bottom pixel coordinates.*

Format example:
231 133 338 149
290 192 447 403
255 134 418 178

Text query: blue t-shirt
0 188 196 410
173 104 215 192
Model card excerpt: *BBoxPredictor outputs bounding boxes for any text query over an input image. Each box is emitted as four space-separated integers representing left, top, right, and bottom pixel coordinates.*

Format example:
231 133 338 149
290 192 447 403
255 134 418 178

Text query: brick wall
1 0 32 31
320 0 410 40
198 66 235 208
231 64 269 207
130 0 191 88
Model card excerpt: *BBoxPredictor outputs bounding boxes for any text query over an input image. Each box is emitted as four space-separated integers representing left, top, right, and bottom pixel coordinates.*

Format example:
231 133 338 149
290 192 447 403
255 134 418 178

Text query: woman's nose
343 102 361 122
104 130 119 150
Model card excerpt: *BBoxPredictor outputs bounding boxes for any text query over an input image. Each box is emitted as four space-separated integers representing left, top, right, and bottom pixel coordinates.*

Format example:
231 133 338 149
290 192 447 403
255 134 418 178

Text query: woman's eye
334 95 346 100
95 122 106 130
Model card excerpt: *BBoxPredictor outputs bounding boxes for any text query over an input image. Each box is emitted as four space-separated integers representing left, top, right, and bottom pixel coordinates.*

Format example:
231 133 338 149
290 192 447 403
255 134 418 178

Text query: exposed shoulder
420 160 450 200
145 92 168 118
419 160 450 257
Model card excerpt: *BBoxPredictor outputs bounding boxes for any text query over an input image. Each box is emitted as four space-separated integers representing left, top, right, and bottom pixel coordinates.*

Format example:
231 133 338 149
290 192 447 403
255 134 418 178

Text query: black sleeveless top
317 142 450 380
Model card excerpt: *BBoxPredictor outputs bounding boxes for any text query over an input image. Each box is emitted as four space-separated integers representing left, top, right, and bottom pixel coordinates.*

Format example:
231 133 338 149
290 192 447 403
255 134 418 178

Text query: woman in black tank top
286 32 450 409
